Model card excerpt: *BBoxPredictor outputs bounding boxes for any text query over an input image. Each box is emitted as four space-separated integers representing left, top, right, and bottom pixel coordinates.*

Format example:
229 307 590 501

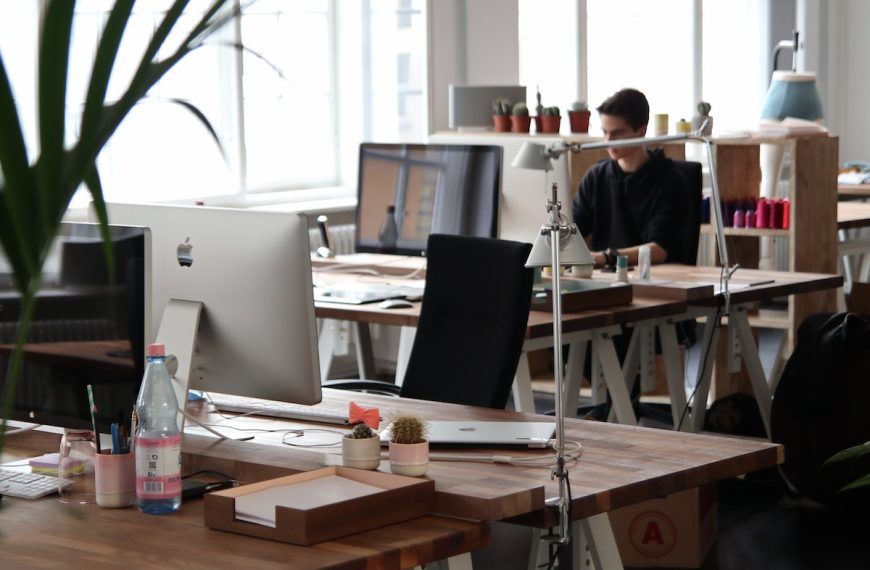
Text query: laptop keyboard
208 394 350 425
0 468 68 500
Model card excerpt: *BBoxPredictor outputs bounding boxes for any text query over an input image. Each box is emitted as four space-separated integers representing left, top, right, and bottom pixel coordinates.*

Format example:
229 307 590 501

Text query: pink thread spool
745 210 756 228
771 199 784 229
782 199 790 229
733 210 745 228
756 199 769 228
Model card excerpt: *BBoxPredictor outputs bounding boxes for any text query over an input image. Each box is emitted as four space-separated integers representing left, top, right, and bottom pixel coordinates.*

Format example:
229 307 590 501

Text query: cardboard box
609 483 717 568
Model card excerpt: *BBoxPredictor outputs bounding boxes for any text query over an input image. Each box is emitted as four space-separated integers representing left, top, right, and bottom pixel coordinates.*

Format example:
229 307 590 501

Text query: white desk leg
594 331 637 426
637 325 656 392
730 306 773 437
317 319 338 381
353 322 376 379
579 513 625 570
394 325 416 387
658 319 689 430
690 310 721 433
563 339 589 417
444 553 474 570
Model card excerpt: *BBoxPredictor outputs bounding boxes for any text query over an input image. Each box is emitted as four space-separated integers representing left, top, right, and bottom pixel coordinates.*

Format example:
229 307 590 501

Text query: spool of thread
723 201 736 227
772 199 785 229
653 113 669 136
733 210 745 228
745 210 756 228
782 199 790 229
614 255 629 283
756 199 769 229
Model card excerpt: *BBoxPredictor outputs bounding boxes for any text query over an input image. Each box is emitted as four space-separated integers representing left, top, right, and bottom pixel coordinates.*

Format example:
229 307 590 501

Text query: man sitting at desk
572 88 689 269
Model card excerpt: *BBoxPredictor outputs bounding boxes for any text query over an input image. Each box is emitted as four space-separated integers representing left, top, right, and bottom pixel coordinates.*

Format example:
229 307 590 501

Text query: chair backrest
672 160 703 265
399 234 534 409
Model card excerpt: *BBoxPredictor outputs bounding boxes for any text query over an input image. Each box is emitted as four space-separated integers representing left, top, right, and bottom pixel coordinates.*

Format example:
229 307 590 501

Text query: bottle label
135 434 182 499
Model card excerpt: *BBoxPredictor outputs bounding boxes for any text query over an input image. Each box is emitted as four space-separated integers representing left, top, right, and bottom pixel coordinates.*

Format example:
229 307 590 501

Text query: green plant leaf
840 473 870 493
163 97 225 159
84 166 115 286
824 441 870 465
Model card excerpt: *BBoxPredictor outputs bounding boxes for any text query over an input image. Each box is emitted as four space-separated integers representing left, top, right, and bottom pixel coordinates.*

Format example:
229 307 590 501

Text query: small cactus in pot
492 97 512 132
388 413 429 476
568 101 591 133
692 101 713 135
510 102 531 133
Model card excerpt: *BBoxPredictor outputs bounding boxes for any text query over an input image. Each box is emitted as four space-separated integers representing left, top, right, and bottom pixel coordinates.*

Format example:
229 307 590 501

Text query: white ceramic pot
341 436 382 470
388 441 429 477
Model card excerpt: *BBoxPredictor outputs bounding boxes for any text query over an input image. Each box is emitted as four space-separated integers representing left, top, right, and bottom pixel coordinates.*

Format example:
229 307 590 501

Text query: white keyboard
209 395 350 425
0 468 68 500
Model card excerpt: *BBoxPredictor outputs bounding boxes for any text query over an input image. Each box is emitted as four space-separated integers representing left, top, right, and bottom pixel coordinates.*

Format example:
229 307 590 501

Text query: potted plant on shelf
692 101 713 135
567 101 591 133
510 102 531 133
388 413 429 477
539 106 562 134
492 97 512 132
533 86 544 133
0 0 243 461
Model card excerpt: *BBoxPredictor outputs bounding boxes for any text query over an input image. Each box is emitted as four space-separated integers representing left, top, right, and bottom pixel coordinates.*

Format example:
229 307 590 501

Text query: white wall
837 0 870 163
427 0 520 134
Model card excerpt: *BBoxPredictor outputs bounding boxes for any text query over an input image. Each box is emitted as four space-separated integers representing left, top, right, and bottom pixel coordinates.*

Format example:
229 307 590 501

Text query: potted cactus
533 86 544 133
492 97 512 132
539 106 562 134
387 413 429 477
510 102 532 133
342 422 382 470
692 101 713 135
567 101 591 133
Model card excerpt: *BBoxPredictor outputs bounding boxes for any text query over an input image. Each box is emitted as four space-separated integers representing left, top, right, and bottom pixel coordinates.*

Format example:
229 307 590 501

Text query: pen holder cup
94 451 136 508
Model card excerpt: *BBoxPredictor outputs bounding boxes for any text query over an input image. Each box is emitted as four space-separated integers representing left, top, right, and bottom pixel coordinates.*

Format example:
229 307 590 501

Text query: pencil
86 384 101 453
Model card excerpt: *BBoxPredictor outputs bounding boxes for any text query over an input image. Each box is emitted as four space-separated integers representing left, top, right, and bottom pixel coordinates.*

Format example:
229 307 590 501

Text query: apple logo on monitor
177 237 193 267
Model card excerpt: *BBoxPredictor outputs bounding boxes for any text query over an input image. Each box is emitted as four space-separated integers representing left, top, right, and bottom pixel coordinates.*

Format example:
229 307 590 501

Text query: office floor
470 328 870 569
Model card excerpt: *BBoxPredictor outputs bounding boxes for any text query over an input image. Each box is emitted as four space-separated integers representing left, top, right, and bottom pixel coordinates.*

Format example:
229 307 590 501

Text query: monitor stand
155 299 203 431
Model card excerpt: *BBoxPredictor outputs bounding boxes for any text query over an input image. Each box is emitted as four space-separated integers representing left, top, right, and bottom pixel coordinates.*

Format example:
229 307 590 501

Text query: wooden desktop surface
183 390 782 529
837 200 870 230
838 183 870 198
0 428 489 570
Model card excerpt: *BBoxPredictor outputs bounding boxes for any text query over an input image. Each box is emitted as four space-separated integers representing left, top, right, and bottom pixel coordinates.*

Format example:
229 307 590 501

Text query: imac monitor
355 143 501 256
0 223 147 433
101 204 321 406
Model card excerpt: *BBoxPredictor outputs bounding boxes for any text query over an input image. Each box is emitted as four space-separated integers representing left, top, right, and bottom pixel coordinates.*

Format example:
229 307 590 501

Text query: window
0 1 427 209
519 1 767 136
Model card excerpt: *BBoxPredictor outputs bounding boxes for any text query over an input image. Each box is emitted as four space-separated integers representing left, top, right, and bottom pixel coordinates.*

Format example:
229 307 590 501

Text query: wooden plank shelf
700 224 789 238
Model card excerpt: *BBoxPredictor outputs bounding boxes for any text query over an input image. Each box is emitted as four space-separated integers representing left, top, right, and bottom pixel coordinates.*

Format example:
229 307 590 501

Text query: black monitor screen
355 143 501 255
0 223 146 433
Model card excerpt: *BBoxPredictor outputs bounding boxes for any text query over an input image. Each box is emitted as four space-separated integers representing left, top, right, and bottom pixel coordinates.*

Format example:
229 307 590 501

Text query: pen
86 384 101 454
110 422 119 454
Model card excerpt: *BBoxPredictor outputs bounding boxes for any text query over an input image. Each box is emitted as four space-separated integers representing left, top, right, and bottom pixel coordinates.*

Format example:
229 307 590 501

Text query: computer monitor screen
101 204 321 406
355 143 501 256
0 223 147 433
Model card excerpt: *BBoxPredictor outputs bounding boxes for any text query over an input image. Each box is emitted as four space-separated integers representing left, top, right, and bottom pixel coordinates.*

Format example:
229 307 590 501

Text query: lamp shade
525 226 594 268
511 141 553 171
761 71 823 121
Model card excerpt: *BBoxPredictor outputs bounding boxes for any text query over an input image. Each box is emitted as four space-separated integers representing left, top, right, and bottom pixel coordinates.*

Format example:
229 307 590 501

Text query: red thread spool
782 199 790 229
771 199 785 229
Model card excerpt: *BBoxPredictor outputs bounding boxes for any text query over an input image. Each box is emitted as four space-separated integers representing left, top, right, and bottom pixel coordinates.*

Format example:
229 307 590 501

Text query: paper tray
204 466 435 545
531 279 633 312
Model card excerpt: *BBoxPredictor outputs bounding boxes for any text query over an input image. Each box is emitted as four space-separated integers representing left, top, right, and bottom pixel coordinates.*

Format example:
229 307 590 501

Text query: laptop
313 282 424 305
379 420 555 449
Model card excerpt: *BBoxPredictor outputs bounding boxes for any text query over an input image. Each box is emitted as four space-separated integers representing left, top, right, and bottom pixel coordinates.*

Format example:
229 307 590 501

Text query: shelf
700 224 789 238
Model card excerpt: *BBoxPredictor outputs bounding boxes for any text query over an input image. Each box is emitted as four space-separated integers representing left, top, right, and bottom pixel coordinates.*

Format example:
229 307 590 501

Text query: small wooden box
204 466 435 545
531 279 633 312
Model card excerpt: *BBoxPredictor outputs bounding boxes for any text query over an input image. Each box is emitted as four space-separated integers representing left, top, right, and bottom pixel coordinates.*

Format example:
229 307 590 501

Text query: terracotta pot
539 115 561 134
568 110 591 133
388 441 429 477
510 115 532 133
492 115 511 133
342 436 381 470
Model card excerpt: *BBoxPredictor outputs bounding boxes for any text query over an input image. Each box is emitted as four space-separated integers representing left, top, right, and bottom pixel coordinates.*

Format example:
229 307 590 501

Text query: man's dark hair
596 88 649 130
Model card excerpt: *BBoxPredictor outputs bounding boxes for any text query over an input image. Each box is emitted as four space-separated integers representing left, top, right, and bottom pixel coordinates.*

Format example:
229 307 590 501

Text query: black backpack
771 312 870 505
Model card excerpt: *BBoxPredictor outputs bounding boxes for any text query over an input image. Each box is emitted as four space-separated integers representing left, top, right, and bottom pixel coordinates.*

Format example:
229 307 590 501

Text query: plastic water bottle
134 343 182 514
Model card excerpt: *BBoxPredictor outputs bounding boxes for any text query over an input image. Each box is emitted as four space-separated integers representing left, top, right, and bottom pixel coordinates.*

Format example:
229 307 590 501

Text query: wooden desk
837 200 870 230
624 265 843 434
838 183 870 198
0 428 488 570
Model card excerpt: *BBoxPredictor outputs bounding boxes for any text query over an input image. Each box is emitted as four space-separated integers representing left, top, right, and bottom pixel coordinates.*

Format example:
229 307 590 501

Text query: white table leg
690 308 721 433
353 322 376 379
729 306 773 437
579 513 625 570
394 325 416 387
512 352 537 413
563 339 589 416
658 318 690 430
317 318 338 381
444 553 474 570
594 330 637 426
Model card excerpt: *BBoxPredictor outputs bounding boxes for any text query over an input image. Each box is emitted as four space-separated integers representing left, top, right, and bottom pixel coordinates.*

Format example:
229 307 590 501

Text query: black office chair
324 233 534 409
672 159 703 265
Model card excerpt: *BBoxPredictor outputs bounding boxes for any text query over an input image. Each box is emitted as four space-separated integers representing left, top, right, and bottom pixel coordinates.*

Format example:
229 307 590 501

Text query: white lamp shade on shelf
761 71 823 122
511 141 554 171
525 228 594 268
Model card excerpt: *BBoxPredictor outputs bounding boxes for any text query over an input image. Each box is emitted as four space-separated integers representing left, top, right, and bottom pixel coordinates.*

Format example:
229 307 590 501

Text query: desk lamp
512 128 732 547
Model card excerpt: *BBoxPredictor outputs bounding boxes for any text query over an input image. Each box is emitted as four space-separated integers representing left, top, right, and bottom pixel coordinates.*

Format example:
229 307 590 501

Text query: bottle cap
147 343 166 357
